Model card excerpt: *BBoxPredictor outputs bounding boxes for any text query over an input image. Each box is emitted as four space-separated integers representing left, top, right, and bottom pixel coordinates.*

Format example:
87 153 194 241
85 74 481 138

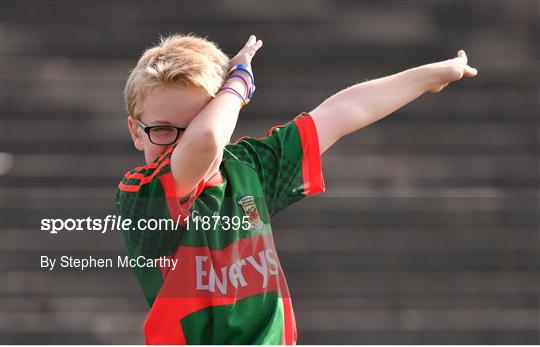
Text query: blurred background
1 0 539 344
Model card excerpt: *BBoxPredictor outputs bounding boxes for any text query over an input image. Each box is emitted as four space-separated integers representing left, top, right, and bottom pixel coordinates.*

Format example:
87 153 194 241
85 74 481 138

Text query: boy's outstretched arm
310 50 478 154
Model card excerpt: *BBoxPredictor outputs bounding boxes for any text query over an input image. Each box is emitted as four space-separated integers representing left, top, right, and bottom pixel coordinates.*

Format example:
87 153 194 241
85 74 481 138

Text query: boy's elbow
170 131 221 197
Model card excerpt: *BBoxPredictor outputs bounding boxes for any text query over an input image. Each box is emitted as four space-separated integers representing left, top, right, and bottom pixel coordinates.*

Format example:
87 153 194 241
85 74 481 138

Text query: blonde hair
124 33 230 119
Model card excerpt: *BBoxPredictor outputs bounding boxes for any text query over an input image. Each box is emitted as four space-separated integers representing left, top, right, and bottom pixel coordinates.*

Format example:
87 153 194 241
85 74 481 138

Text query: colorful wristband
228 64 255 99
218 86 246 107
226 74 251 99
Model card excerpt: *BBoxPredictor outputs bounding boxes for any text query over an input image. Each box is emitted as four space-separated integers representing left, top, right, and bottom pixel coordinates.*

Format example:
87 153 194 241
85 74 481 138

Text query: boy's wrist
217 71 252 108
222 77 249 100
417 63 444 93
222 68 254 103
224 70 252 89
228 64 254 84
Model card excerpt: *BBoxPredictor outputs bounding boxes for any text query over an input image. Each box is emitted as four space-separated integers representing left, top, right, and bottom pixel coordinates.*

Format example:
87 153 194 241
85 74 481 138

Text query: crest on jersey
237 195 264 231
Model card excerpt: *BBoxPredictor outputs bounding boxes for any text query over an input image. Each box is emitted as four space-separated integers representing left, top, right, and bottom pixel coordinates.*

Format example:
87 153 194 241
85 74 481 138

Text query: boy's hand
228 35 263 82
427 50 478 93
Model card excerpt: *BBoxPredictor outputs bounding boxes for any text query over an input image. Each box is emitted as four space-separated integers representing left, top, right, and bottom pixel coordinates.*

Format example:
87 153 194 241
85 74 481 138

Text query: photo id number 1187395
184 212 251 231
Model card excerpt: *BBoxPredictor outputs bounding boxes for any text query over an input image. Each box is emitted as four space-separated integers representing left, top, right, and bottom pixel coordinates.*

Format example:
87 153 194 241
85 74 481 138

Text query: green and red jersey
114 112 325 344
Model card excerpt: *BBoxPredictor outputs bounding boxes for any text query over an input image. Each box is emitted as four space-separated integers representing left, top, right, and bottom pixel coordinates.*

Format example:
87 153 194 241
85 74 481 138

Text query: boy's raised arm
170 35 263 198
310 50 478 154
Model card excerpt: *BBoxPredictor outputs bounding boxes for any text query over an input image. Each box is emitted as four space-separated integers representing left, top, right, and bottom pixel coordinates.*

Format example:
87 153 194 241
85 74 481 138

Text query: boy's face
128 85 212 164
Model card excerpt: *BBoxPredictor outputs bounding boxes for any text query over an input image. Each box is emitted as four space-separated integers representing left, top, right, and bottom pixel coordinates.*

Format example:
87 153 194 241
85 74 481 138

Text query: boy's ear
127 116 144 151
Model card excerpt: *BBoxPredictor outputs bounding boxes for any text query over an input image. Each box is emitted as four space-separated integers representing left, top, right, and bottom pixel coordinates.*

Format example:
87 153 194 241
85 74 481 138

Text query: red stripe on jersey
125 146 173 180
139 158 171 184
118 182 140 192
233 120 289 144
134 162 157 172
118 158 171 191
157 145 175 163
267 122 287 136
123 171 144 180
131 145 174 173
233 135 251 144
293 112 325 195
281 297 297 344
120 145 181 191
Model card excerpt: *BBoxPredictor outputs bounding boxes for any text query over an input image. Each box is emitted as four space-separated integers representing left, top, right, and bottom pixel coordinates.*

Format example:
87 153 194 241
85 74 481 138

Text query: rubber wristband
226 74 251 99
228 64 254 84
228 64 255 99
218 86 246 106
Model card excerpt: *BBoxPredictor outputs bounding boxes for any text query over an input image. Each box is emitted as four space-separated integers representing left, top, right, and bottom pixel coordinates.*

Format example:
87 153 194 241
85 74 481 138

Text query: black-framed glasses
137 119 186 145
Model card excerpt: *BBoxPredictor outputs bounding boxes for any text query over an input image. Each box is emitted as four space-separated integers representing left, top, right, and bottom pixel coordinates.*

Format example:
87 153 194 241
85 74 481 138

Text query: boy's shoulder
222 115 304 168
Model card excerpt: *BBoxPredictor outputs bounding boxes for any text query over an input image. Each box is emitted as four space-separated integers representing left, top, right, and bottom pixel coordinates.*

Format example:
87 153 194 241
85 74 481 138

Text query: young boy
115 33 477 344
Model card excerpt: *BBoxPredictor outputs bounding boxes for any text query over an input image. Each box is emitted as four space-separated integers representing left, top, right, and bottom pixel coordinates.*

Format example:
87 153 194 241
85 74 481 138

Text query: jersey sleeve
114 145 204 259
225 112 325 216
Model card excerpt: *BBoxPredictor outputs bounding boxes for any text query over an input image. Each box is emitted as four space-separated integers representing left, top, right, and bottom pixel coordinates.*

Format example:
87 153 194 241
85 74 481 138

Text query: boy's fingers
248 40 263 51
457 49 467 64
246 35 256 46
253 40 263 50
464 64 478 77
245 39 263 56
